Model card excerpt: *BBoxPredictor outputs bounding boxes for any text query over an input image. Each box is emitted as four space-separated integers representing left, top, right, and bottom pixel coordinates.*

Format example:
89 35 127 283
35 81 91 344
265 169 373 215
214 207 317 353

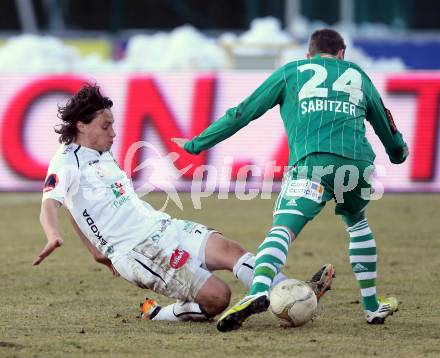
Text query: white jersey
42 143 170 261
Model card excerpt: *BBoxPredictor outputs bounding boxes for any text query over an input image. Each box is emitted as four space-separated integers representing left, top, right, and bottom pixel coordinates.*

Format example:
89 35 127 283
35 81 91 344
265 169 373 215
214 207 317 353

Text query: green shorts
273 153 374 235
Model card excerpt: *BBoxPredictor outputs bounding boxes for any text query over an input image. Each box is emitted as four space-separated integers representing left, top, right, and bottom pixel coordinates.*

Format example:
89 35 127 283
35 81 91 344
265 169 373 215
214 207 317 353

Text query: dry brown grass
1 193 439 357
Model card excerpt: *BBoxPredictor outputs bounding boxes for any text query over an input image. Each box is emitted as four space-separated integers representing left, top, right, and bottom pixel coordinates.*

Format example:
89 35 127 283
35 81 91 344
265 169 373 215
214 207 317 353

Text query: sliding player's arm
175 66 286 154
34 156 79 265
366 81 408 164
67 212 119 277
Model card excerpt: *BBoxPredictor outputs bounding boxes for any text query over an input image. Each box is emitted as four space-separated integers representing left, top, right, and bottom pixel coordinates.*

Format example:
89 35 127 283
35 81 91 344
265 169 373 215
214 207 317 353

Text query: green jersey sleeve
365 80 408 164
184 66 286 154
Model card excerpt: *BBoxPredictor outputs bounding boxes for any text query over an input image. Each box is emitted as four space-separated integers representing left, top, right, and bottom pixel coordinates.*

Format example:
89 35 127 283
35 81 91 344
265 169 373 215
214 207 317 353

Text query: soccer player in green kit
173 29 408 331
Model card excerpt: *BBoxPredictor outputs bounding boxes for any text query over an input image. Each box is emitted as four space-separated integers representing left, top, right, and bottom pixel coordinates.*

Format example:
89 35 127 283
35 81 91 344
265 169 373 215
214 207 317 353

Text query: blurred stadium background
1 2 439 357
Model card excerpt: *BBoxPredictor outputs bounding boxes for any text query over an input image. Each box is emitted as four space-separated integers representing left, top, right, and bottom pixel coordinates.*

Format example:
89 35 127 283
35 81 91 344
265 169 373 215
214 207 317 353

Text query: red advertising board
0 72 439 192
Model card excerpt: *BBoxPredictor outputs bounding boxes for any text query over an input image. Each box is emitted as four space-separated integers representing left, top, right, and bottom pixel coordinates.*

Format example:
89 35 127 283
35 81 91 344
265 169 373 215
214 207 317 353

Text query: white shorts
113 219 217 301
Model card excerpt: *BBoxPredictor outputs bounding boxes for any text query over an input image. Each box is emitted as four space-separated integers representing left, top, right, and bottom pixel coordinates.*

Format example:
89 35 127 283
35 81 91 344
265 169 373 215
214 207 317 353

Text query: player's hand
33 237 63 265
390 144 409 164
171 137 189 149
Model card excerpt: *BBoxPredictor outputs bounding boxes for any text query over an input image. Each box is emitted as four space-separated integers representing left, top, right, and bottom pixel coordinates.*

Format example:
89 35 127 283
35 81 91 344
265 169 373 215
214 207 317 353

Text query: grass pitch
0 193 439 358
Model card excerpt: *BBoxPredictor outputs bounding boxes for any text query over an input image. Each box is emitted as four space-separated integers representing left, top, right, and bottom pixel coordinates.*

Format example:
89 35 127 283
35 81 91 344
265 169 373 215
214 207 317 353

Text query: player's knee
273 213 310 239
207 279 231 316
340 211 366 227
213 281 231 314
197 277 231 316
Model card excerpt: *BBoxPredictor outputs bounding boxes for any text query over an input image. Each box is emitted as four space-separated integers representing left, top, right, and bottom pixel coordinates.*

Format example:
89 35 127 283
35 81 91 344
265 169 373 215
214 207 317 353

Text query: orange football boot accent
139 298 160 320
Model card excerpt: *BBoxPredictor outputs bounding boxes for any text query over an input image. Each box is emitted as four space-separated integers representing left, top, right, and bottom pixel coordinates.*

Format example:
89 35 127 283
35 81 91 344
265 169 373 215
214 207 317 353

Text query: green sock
348 219 379 312
249 226 292 295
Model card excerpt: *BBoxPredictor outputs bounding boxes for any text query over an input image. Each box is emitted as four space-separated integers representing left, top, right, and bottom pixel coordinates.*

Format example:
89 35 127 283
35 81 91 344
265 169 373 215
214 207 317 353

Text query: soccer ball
269 279 317 327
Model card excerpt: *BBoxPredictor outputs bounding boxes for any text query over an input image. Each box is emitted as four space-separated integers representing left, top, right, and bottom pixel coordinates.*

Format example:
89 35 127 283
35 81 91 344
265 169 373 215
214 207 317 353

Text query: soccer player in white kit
34 84 334 322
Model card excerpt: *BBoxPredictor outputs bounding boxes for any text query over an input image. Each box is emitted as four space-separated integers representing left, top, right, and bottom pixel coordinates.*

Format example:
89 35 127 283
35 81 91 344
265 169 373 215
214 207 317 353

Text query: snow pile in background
0 35 78 72
220 17 292 57
0 34 114 72
120 25 226 71
0 18 407 72
221 17 292 46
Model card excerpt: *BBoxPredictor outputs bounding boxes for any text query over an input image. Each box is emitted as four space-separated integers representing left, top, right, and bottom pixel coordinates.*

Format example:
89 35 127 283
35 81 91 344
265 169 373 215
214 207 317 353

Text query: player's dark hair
308 29 346 56
55 84 113 144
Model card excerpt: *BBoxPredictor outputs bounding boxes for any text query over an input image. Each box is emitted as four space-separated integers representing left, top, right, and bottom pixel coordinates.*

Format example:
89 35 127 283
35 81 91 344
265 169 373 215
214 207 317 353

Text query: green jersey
184 54 408 165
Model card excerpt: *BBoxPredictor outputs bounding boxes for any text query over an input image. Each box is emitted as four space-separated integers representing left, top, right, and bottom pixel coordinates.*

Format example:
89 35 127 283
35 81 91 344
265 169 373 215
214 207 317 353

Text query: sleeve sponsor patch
385 107 397 134
381 99 397 134
43 173 59 193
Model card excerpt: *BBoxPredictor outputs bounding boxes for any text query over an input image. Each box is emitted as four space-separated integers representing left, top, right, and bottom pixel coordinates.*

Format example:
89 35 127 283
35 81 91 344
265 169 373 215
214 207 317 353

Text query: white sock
152 301 209 322
233 252 288 290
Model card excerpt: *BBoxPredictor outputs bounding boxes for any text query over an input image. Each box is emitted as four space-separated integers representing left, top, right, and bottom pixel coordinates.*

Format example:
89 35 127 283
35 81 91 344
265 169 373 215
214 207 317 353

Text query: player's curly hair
55 84 113 144
308 29 346 56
